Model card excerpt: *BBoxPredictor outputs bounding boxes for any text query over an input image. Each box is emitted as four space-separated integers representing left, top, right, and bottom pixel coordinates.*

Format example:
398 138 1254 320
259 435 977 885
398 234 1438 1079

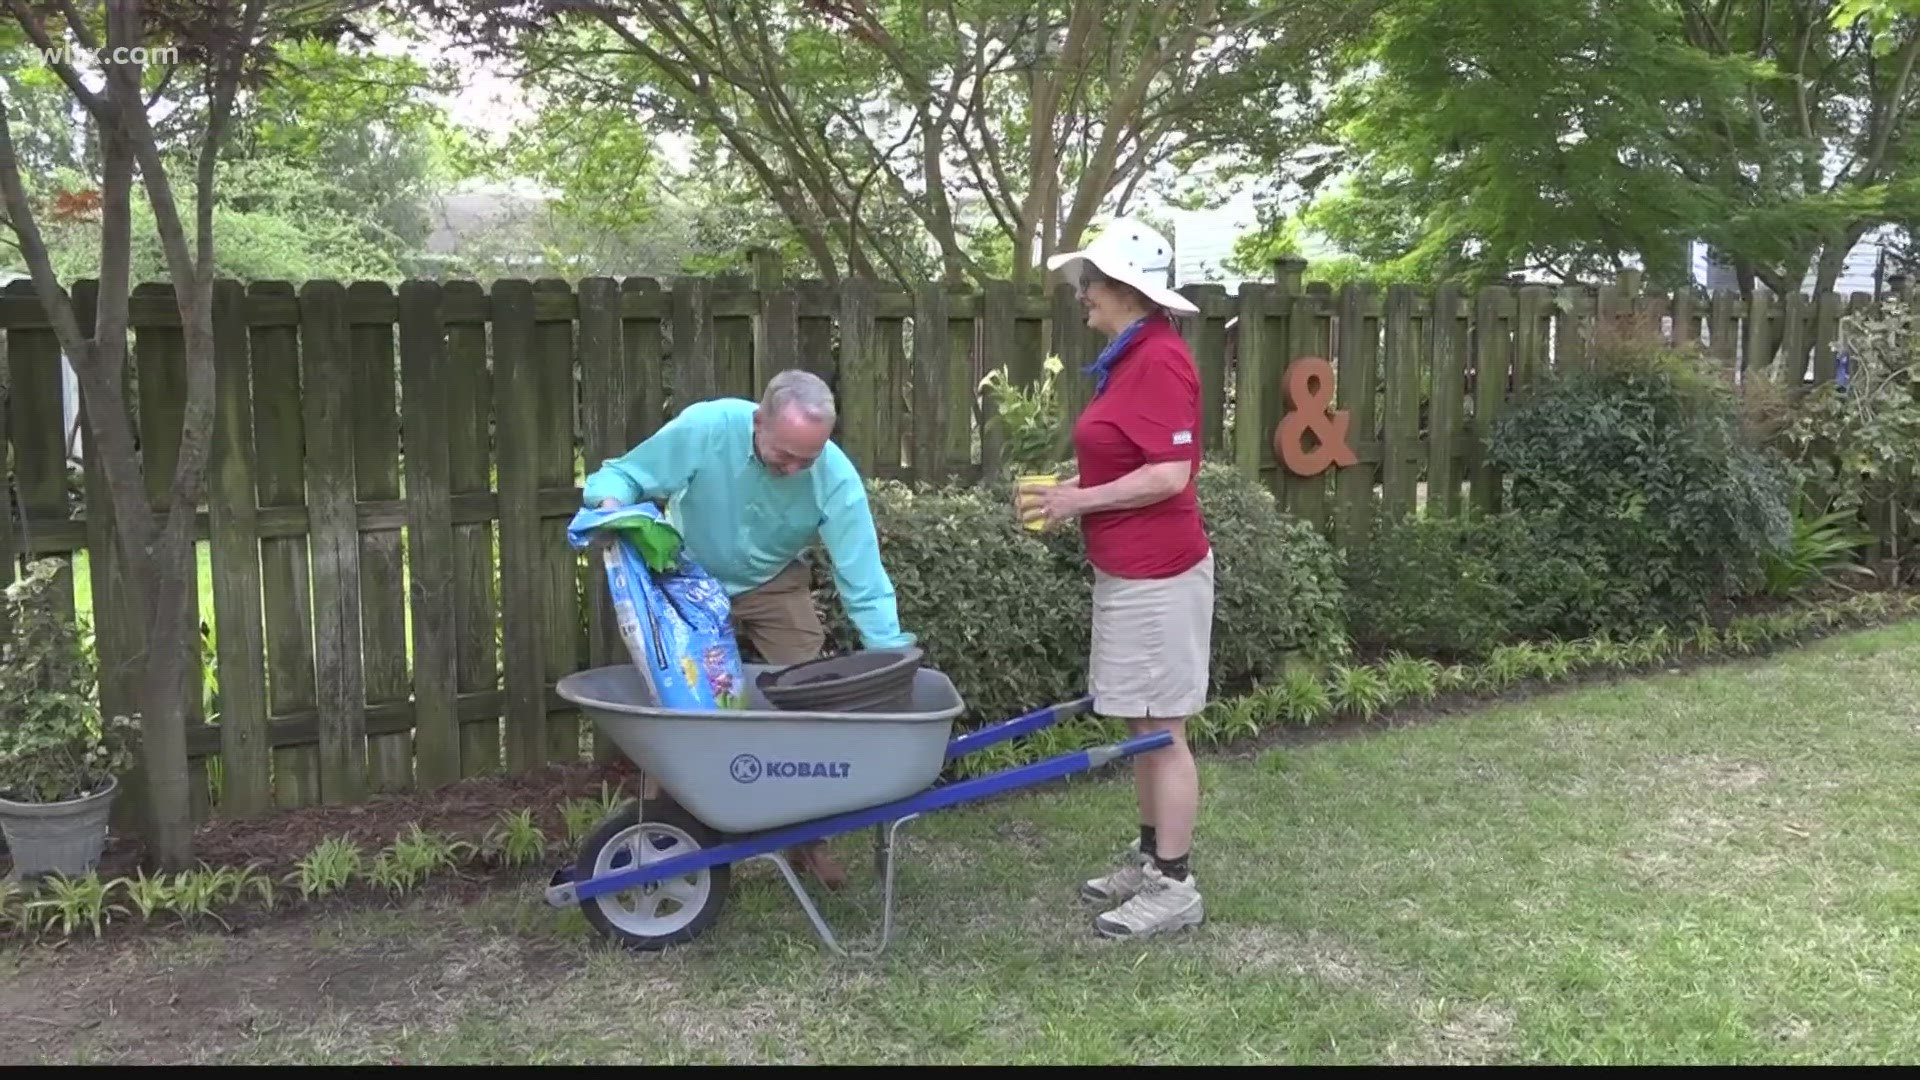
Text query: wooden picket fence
0 263 1892 832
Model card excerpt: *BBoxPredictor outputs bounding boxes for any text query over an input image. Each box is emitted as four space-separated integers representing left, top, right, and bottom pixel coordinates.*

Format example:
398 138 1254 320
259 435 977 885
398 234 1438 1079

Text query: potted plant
980 355 1067 531
0 559 138 882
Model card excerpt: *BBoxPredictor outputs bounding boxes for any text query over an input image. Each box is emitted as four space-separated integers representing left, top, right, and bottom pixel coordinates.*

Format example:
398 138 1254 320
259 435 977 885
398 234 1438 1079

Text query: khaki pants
727 558 827 666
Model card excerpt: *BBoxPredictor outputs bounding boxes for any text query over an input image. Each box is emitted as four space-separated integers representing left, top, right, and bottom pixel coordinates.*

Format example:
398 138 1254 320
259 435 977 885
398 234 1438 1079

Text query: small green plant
978 355 1065 475
389 824 475 882
1 878 33 934
1327 663 1393 720
1380 653 1442 703
164 869 231 929
1275 668 1334 726
1625 626 1674 667
562 782 629 844
365 851 420 895
27 872 126 939
1721 622 1757 656
121 868 174 923
483 809 550 868
1435 664 1473 693
1690 622 1722 655
288 835 365 900
215 863 277 911
1761 497 1878 597
1187 703 1222 747
1477 645 1537 691
1215 697 1264 742
1538 639 1582 681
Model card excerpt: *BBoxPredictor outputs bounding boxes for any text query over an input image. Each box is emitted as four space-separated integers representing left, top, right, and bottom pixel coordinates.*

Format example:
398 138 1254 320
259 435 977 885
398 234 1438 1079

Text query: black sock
1138 825 1157 859
1154 851 1191 882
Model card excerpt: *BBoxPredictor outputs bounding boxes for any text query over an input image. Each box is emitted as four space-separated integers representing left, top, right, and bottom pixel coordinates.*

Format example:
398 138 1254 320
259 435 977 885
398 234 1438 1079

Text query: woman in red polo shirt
1019 218 1212 940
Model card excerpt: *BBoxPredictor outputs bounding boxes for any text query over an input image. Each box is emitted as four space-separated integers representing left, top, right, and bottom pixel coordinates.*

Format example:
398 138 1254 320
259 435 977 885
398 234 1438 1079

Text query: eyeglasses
1074 267 1110 297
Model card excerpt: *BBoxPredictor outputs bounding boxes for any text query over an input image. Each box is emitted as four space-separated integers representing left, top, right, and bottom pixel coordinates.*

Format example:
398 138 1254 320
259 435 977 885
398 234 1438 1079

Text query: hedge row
811 463 1349 727
799 343 1881 724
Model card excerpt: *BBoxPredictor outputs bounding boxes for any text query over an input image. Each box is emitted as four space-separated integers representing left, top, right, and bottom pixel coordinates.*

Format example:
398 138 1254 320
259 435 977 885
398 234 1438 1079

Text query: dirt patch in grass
1419 1001 1519 1064
1209 925 1518 1064
1214 926 1389 990
1649 753 1772 793
1 928 449 1063
0 889 592 1065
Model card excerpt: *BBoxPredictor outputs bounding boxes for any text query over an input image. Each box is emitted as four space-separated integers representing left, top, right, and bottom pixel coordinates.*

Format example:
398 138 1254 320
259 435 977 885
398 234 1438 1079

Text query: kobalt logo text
729 753 850 784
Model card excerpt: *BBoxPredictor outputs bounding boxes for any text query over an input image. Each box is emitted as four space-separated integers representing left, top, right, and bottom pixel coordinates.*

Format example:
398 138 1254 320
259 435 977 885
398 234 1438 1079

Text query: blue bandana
1085 316 1150 396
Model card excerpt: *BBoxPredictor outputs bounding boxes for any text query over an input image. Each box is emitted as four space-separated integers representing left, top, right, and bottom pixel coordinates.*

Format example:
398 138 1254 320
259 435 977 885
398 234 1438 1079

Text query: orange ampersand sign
1274 356 1358 476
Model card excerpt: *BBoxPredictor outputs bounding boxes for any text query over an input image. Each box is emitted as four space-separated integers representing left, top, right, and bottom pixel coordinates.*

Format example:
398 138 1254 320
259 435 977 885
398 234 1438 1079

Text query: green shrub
814 460 1349 726
1 559 139 804
1486 344 1794 628
1342 510 1617 657
1771 298 1920 581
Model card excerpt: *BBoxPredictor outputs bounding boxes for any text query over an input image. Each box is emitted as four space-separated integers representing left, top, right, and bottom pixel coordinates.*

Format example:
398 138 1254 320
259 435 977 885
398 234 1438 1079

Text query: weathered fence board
3 270 1904 844
300 280 369 805
399 280 461 787
250 280 322 809
442 280 501 778
208 279 272 817
491 279 546 773
349 281 413 795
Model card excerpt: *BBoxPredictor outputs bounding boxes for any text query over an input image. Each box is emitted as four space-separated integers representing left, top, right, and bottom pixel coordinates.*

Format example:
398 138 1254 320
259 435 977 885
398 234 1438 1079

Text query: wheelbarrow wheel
575 800 730 951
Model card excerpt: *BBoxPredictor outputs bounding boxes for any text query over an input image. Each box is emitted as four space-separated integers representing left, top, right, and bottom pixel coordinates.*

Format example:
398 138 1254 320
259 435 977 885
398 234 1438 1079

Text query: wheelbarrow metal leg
760 813 921 959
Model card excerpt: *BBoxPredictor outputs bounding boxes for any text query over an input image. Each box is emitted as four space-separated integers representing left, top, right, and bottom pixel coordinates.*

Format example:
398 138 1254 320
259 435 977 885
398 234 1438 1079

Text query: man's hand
599 499 622 510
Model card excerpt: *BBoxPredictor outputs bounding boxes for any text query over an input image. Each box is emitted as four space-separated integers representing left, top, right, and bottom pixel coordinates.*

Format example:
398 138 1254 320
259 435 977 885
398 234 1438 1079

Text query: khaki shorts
1088 550 1215 719
728 558 826 666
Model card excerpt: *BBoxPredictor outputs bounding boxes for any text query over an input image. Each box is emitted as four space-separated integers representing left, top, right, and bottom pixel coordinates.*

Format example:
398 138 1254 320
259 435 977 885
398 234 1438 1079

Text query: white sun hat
1046 217 1199 315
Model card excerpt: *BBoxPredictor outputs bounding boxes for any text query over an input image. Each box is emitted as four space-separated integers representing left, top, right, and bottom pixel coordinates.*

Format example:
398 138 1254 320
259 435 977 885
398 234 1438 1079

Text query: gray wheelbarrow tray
544 662 1171 956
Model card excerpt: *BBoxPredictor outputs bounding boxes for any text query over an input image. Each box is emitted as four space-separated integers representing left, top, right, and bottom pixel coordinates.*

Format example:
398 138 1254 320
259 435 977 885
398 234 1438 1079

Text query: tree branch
6 0 110 115
1862 27 1920 182
55 0 98 49
195 0 267 281
0 94 88 359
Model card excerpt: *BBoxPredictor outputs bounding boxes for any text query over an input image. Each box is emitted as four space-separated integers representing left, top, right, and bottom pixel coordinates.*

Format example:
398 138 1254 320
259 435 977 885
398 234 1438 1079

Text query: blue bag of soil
568 504 748 711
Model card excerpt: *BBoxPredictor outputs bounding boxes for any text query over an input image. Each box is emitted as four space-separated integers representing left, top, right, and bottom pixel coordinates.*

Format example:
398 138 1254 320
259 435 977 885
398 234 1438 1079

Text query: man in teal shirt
583 370 914 887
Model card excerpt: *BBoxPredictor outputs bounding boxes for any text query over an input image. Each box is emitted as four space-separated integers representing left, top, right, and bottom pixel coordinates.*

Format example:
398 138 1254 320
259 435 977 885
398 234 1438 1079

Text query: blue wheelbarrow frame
544 694 1169 957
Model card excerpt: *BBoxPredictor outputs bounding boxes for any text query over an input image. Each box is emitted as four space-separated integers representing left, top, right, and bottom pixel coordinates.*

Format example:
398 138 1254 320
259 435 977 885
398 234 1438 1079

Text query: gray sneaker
1079 839 1150 905
1093 864 1204 938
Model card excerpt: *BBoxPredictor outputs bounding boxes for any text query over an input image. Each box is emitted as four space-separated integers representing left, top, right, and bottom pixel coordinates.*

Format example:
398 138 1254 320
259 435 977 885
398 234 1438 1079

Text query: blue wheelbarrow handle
558 726 1173 905
944 694 1096 761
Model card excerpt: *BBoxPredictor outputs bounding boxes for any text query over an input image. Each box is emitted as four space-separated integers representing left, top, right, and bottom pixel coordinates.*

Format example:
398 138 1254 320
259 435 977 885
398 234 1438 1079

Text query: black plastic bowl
756 648 925 713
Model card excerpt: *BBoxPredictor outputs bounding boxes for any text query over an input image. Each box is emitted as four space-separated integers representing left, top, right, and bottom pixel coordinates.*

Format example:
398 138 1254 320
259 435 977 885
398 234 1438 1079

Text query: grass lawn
7 618 1920 1065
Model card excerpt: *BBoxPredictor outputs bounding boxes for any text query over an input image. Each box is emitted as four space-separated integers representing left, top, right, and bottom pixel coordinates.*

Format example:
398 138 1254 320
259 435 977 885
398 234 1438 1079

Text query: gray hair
761 368 837 424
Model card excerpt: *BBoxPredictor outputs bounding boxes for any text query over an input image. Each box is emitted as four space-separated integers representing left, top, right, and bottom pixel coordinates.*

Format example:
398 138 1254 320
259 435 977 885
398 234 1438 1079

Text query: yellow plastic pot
1015 473 1058 532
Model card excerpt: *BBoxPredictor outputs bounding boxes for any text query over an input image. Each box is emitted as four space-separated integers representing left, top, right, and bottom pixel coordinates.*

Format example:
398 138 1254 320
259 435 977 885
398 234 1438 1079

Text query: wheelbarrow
544 662 1170 957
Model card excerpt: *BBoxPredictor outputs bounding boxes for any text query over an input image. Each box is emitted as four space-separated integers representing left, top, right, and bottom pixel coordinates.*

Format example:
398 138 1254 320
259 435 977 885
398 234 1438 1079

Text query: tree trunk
134 554 197 868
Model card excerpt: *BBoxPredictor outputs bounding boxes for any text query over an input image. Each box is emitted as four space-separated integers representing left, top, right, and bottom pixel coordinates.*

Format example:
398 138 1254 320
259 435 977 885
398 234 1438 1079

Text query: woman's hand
1017 479 1086 529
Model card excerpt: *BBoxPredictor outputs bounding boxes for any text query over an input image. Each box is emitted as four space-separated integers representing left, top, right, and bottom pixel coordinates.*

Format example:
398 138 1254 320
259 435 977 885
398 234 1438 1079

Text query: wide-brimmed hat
1046 218 1199 315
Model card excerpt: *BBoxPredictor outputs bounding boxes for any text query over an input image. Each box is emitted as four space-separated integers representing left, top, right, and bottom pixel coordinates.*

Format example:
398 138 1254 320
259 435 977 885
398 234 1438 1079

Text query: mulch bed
3 757 644 883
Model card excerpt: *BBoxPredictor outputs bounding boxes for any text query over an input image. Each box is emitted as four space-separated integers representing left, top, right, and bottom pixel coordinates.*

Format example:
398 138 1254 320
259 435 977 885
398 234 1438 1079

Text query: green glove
604 515 683 574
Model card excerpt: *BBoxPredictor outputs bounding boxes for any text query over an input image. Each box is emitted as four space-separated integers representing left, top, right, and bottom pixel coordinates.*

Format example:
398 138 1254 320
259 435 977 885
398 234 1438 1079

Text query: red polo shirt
1071 314 1210 579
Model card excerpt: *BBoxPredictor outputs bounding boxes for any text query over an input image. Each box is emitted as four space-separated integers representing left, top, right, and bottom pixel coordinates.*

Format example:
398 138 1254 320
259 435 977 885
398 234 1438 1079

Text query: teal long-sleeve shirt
580 398 915 652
